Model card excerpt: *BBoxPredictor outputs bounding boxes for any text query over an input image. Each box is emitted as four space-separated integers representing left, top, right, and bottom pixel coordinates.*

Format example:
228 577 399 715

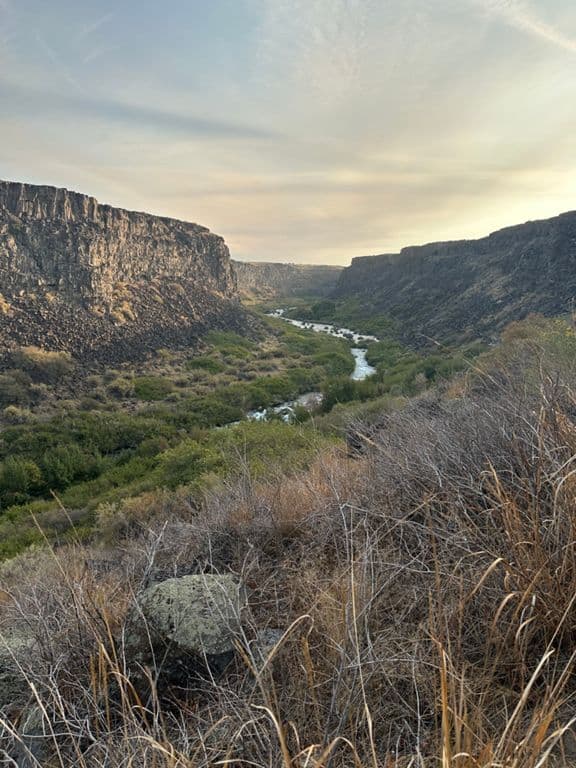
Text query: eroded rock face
0 181 245 362
0 181 236 303
234 261 342 299
334 211 576 344
125 574 244 696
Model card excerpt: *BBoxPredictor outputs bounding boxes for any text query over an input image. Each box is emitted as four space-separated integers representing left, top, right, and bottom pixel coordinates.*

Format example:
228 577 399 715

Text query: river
268 309 378 382
244 309 378 423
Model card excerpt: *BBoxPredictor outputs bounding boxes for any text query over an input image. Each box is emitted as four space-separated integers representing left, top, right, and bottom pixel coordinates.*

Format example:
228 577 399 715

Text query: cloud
474 0 576 54
0 80 278 140
254 0 376 102
34 32 84 91
78 10 118 41
82 44 120 65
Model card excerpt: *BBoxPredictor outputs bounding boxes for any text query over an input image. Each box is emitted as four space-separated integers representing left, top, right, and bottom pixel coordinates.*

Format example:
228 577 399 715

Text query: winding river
268 309 378 381
245 309 379 422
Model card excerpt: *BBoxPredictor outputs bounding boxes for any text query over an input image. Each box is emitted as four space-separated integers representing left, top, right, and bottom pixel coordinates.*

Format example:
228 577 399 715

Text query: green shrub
186 356 226 374
312 350 354 377
0 456 42 500
41 444 95 490
12 346 74 383
321 377 359 412
207 421 324 477
0 374 31 407
155 440 223 488
133 376 174 401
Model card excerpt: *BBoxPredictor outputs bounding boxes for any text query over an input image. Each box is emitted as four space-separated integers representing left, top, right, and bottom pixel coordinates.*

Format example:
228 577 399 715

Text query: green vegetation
133 375 174 401
3 316 576 766
284 296 397 337
0 299 499 561
0 316 354 557
185 356 227 374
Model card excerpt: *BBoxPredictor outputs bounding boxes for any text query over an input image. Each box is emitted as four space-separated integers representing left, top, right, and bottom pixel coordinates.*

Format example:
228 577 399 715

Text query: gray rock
125 574 245 697
0 180 237 305
0 630 35 712
10 706 51 768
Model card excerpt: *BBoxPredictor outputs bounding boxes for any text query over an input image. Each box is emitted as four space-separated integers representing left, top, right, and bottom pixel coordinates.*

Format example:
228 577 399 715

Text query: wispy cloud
82 44 120 65
34 32 84 91
474 0 576 54
1 79 278 140
78 10 118 41
255 0 376 102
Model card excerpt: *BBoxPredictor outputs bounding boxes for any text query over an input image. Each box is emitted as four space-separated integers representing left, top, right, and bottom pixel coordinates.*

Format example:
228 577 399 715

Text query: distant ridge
334 210 576 343
233 261 343 299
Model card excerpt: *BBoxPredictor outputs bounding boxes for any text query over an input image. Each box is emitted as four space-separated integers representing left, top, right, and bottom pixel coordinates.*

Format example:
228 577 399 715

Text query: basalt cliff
334 211 576 344
0 181 245 362
234 261 342 299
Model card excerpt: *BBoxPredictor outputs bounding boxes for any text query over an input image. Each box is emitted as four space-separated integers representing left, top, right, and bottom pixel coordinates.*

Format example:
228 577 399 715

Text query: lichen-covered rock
125 574 244 696
0 630 35 712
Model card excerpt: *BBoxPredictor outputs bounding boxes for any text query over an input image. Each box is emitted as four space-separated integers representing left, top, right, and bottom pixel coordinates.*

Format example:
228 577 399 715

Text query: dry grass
3 333 576 765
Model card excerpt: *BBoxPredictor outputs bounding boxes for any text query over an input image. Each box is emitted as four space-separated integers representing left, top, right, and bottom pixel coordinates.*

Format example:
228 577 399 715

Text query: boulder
125 574 244 697
0 630 35 712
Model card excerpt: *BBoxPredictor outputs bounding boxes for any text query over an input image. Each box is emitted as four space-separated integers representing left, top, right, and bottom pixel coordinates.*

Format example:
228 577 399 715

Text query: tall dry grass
3 324 576 765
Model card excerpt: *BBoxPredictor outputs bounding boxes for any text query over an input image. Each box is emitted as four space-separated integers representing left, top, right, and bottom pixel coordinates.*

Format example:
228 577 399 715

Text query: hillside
0 181 246 363
334 210 576 344
234 260 342 299
3 317 576 766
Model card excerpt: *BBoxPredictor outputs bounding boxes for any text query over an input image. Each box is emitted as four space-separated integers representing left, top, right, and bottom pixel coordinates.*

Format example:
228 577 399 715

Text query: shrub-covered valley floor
2 305 576 766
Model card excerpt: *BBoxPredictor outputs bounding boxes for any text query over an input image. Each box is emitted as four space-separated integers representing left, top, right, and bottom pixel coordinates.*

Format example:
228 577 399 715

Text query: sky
1 0 576 264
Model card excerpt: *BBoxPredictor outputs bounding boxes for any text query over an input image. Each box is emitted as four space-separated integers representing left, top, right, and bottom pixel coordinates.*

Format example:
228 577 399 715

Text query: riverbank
268 308 378 382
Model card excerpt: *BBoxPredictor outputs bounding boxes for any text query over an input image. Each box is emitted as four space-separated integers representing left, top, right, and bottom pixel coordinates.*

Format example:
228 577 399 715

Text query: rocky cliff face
0 181 236 303
234 261 342 299
334 212 576 344
0 181 244 362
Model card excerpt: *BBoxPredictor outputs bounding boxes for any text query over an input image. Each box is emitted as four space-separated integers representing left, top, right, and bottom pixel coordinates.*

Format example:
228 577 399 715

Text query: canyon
4 178 576 363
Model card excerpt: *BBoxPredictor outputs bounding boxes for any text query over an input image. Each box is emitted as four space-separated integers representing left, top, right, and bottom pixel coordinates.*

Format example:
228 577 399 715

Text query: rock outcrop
0 181 246 362
125 574 244 696
234 261 342 299
334 211 576 344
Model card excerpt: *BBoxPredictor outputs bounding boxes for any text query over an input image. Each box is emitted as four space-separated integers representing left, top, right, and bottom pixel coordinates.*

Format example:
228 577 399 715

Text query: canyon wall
334 211 576 344
234 261 342 299
0 181 245 362
0 181 236 303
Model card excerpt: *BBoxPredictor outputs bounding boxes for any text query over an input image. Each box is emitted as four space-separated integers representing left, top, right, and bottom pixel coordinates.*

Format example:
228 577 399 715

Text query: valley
5 0 576 761
2 180 576 767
